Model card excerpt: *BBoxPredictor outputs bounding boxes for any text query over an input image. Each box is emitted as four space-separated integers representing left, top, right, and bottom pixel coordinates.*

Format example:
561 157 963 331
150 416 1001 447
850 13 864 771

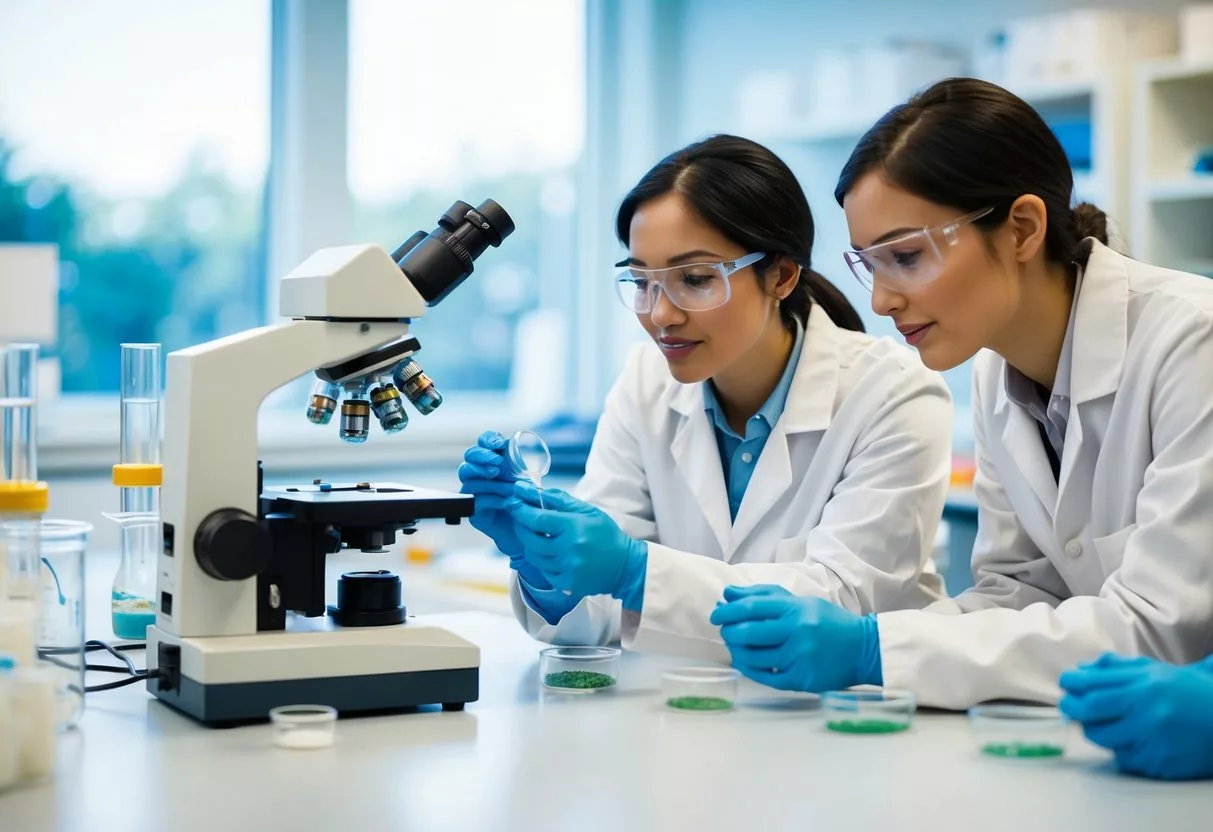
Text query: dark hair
834 78 1109 267
616 134 864 333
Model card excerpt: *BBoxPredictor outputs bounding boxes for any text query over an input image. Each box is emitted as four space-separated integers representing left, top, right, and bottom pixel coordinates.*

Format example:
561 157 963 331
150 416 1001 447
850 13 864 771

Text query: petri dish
269 704 337 750
508 430 551 482
822 689 916 734
540 646 620 693
968 704 1069 759
663 667 740 713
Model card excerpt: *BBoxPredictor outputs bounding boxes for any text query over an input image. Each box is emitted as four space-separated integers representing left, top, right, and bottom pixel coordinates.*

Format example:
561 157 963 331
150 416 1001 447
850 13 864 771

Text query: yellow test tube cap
0 481 49 514
112 463 164 488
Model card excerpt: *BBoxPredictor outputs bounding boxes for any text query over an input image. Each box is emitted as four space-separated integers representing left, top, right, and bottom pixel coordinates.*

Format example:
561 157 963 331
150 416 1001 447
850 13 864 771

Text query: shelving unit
1132 59 1213 270
750 77 1129 239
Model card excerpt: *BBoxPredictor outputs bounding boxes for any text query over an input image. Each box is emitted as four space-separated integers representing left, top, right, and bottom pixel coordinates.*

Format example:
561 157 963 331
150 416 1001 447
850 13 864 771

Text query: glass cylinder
1 344 39 483
19 519 91 730
112 344 161 639
119 343 161 469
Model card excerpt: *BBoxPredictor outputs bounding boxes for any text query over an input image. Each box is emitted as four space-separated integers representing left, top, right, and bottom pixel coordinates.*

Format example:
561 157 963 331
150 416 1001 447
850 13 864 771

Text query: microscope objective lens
340 399 372 443
370 379 408 433
393 359 444 415
306 379 341 425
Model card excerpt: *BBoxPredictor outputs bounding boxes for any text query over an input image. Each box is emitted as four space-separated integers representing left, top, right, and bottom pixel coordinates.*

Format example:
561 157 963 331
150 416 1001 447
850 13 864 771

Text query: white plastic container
0 654 18 791
13 664 56 781
270 704 337 750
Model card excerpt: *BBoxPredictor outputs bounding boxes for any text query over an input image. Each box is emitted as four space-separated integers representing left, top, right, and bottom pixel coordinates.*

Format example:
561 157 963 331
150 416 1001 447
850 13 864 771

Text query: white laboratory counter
1 559 1212 832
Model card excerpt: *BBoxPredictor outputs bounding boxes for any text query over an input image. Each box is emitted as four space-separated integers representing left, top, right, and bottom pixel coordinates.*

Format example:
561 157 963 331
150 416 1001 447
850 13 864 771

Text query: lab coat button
1065 539 1083 558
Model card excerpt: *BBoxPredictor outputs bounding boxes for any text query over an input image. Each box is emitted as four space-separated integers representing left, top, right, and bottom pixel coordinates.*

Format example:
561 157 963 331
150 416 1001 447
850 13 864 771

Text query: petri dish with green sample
823 689 916 734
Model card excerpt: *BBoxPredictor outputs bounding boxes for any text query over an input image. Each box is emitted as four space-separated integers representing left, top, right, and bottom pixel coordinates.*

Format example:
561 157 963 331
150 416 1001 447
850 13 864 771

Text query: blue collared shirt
703 320 805 521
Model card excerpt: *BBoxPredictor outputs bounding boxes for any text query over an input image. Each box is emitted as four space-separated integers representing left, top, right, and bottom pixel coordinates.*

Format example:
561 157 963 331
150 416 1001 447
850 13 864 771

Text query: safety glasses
613 252 767 314
844 207 995 292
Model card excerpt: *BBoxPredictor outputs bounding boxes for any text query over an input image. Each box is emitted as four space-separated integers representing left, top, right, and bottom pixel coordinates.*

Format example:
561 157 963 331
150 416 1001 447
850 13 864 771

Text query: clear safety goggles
843 207 995 291
613 252 767 314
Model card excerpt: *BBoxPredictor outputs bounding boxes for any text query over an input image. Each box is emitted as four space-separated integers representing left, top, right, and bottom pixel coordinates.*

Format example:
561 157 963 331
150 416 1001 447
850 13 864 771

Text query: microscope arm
158 319 410 638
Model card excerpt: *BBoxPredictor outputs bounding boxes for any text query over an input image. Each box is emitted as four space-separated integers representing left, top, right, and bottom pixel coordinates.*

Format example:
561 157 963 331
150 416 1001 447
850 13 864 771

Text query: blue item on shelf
1194 149 1213 174
1049 118 1093 172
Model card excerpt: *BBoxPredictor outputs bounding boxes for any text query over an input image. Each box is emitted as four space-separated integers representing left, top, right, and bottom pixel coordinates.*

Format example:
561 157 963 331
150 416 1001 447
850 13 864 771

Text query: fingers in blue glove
710 596 796 627
717 617 793 648
458 471 520 496
476 430 507 450
1059 666 1149 695
730 663 797 692
1078 653 1154 672
1059 687 1141 724
1080 715 1141 752
513 480 588 513
722 584 793 603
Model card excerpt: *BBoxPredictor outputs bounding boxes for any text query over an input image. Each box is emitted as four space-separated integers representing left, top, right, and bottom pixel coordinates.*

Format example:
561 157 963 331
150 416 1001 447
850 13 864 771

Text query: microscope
145 200 513 725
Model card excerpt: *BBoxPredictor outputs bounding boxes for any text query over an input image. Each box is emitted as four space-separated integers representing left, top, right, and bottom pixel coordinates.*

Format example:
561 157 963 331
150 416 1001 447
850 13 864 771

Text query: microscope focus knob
194 508 272 582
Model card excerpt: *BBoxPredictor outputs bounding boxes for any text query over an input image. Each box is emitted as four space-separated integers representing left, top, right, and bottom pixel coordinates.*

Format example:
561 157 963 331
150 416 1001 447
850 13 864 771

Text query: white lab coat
510 305 953 661
878 241 1213 709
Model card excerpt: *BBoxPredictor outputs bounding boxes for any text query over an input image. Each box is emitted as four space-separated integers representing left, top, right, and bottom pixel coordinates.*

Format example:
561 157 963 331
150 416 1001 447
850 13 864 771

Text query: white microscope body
146 200 512 724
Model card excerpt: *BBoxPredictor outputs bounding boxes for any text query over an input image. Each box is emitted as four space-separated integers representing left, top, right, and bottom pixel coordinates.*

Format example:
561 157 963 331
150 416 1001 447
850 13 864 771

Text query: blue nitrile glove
457 431 551 589
709 584 882 692
509 480 648 611
1059 654 1213 781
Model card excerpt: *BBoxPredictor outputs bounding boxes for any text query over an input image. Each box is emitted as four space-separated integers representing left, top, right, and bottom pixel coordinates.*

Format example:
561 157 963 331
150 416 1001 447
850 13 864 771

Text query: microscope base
145 619 480 726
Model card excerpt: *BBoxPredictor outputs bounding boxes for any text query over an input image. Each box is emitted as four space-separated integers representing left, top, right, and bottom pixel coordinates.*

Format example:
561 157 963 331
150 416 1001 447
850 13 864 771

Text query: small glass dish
968 704 1069 759
822 689 916 734
663 667 740 713
540 646 620 693
269 704 338 750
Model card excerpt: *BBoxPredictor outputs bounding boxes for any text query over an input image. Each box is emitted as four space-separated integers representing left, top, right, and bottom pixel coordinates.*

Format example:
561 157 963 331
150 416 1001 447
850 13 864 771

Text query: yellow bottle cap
0 481 49 513
112 463 164 488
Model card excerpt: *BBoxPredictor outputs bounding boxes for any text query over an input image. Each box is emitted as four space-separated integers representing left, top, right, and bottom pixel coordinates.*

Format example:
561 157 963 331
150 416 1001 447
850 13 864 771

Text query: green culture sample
544 670 616 690
666 695 733 711
826 719 909 734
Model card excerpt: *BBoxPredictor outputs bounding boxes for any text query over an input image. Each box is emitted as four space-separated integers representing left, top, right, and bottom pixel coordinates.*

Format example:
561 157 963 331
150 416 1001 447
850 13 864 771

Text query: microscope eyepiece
391 198 515 305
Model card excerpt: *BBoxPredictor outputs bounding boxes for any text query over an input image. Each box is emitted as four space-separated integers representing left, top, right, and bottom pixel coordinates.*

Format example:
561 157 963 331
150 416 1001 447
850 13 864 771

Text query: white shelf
1138 58 1213 85
1147 176 1213 202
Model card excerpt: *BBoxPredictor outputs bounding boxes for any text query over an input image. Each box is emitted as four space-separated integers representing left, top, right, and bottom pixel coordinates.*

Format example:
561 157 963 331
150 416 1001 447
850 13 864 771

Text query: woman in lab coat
711 78 1213 710
458 135 953 659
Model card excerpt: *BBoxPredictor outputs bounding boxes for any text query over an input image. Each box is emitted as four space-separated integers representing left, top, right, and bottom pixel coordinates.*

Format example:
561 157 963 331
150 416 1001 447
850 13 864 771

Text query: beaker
7 519 92 730
107 513 159 639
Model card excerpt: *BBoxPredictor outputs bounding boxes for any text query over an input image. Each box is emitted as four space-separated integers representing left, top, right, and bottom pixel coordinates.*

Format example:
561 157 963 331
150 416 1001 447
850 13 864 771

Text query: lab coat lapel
1057 241 1128 524
729 306 838 556
668 385 732 557
999 373 1059 519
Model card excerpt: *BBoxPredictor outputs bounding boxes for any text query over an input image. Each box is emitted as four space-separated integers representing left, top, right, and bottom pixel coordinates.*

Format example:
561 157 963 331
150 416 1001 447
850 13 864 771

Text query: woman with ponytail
459 135 953 658
712 80 1213 739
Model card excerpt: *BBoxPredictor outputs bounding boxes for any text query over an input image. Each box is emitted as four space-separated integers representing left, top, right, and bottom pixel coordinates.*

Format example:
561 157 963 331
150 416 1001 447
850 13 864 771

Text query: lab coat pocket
1091 524 1137 574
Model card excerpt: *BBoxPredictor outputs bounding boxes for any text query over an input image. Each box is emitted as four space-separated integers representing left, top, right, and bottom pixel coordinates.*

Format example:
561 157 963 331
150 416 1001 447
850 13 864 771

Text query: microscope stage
261 481 473 525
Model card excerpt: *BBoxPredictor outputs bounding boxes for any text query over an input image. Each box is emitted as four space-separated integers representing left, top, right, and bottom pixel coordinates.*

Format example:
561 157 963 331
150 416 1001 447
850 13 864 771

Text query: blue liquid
112 591 156 640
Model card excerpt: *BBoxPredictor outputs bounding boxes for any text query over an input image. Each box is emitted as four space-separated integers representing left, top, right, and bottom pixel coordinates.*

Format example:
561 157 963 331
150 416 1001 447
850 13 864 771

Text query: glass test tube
111 344 161 640
0 344 43 664
1 344 39 484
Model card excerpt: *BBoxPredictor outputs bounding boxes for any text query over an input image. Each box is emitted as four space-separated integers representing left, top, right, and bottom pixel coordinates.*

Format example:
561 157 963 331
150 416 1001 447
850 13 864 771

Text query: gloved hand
1059 653 1213 781
456 431 550 589
709 584 882 692
509 480 647 610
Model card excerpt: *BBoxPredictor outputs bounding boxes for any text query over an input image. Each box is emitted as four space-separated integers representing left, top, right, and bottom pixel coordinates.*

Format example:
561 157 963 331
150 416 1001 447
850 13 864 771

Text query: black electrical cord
41 639 157 693
83 671 159 694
